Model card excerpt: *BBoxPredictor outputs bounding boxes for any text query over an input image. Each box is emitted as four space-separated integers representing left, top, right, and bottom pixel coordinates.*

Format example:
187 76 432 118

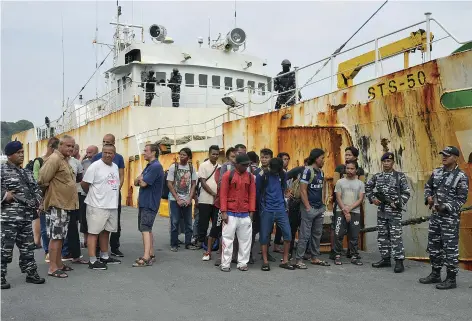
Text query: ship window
155 72 166 85
185 73 194 87
199 74 208 88
258 83 266 96
247 81 255 94
125 49 141 64
122 76 127 90
225 77 233 90
236 79 244 92
117 79 121 93
212 75 220 89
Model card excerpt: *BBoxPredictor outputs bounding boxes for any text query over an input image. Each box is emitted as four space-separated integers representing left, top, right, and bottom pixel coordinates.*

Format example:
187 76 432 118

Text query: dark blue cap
381 152 394 161
439 146 460 157
4 140 23 156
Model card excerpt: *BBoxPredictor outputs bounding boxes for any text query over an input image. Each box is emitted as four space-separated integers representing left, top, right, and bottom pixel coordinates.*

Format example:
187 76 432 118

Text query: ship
11 8 472 270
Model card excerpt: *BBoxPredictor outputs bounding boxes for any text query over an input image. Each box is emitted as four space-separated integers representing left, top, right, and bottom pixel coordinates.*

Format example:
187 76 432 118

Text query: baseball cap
439 146 460 157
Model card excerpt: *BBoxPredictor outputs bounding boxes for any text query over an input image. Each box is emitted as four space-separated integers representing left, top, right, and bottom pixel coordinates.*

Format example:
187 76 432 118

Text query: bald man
91 134 125 257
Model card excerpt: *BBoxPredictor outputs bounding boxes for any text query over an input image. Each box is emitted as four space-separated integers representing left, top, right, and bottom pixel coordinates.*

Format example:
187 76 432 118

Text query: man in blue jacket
257 158 294 271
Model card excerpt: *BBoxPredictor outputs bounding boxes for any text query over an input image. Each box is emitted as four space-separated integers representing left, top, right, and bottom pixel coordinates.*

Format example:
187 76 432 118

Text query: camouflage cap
439 146 460 157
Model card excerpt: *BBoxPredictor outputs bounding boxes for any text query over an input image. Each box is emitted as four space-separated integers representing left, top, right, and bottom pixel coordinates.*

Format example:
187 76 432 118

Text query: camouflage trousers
428 213 460 274
275 93 295 110
377 215 405 260
145 93 154 106
1 220 38 277
171 93 180 107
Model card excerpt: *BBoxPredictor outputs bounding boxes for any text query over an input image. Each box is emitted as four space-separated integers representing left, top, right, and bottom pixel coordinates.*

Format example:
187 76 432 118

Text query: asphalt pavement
1 206 471 321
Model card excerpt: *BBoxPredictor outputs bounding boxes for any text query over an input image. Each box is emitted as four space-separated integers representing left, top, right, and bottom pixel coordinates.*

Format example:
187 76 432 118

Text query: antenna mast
208 18 211 47
234 0 237 27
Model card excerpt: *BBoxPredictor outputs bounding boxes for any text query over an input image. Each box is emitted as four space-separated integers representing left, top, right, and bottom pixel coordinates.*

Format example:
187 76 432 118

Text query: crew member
145 71 157 107
168 68 182 107
419 146 469 290
1 141 45 289
274 59 300 110
365 152 410 273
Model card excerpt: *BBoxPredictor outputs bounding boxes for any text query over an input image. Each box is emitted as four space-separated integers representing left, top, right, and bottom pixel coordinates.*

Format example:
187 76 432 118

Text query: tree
1 120 34 151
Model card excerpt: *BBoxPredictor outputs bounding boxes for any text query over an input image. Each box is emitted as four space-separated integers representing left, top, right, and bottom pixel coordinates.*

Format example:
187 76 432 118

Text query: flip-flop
334 257 342 265
279 262 295 270
237 265 248 271
261 263 271 271
311 260 330 266
60 264 74 271
48 269 68 278
294 262 308 269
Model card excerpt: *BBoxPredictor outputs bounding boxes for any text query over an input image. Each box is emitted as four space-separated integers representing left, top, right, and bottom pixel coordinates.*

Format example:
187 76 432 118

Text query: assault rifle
374 191 406 212
360 205 472 233
12 194 38 210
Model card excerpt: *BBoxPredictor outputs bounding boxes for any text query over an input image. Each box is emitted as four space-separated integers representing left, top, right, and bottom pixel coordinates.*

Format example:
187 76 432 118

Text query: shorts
138 207 157 232
78 194 88 233
46 207 71 240
86 206 118 235
259 210 292 245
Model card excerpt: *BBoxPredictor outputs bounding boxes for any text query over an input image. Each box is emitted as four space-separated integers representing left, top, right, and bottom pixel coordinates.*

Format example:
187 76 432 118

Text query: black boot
25 270 46 285
1 276 11 290
394 260 405 273
372 257 391 268
419 268 442 284
436 271 457 290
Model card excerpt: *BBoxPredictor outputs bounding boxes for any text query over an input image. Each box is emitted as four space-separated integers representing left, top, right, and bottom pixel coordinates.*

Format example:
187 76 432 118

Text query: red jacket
220 170 256 213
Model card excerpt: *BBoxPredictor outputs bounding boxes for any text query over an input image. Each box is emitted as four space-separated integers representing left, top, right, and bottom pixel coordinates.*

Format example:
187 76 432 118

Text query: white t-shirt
83 159 120 209
334 177 365 214
68 157 84 195
197 160 220 204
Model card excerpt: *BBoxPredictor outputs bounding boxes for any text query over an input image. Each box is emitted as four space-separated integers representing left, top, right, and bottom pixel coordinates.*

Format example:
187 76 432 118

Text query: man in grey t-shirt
167 148 198 251
333 161 365 265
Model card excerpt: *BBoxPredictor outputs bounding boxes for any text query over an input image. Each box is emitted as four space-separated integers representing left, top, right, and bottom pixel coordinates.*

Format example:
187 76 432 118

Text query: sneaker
45 253 50 263
202 252 211 261
1 277 11 290
111 249 124 257
185 244 198 250
170 247 178 252
61 255 73 262
89 261 107 270
101 257 121 265
25 271 46 284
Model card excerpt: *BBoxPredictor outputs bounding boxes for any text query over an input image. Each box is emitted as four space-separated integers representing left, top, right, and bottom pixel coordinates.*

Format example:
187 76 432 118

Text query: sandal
150 255 156 262
48 269 68 278
261 263 271 271
334 256 342 265
132 257 152 267
311 260 330 266
279 262 295 270
237 265 248 271
60 264 74 271
294 262 308 269
351 257 363 266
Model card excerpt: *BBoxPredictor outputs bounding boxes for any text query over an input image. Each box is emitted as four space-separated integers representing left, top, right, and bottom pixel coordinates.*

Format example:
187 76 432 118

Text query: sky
1 0 472 126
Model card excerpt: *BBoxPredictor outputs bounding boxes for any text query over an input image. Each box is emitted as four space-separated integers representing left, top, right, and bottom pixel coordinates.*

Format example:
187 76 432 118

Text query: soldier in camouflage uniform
365 152 411 273
168 68 182 107
144 71 157 107
274 59 301 110
1 141 45 289
420 146 469 290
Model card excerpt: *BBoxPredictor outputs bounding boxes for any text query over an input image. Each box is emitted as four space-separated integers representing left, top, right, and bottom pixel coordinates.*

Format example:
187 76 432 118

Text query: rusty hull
223 50 472 269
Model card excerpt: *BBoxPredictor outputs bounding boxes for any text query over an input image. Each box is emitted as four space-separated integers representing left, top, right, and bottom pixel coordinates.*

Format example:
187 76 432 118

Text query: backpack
228 168 253 186
196 163 218 198
291 167 315 199
25 157 43 173
162 162 194 200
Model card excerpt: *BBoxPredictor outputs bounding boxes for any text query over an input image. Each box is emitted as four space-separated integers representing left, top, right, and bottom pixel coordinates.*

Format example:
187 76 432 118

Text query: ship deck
2 207 471 321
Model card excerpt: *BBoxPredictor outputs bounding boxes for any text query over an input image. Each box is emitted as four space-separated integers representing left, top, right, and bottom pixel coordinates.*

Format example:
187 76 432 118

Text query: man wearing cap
219 154 256 272
1 141 45 289
419 146 469 290
365 152 410 273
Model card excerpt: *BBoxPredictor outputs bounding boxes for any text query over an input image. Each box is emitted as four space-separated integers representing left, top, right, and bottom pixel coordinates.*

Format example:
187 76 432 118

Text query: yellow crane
337 29 434 89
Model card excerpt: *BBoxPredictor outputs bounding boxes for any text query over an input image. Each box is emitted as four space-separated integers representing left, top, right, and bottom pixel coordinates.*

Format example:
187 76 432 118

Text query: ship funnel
223 28 246 51
149 24 167 42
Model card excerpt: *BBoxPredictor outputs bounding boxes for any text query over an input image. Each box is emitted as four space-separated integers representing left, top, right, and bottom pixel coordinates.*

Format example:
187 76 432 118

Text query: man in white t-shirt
80 144 121 270
196 145 220 260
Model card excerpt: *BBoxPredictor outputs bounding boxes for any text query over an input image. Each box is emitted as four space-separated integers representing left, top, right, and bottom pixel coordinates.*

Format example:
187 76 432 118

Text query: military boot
372 257 391 268
436 271 457 290
394 259 405 273
419 267 442 284
1 276 11 290
25 270 46 285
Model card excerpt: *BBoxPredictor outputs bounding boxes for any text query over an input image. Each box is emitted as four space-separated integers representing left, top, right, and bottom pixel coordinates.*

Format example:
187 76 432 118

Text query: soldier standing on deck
274 59 300 110
419 146 469 290
1 141 46 289
168 68 182 107
365 152 410 273
144 71 157 107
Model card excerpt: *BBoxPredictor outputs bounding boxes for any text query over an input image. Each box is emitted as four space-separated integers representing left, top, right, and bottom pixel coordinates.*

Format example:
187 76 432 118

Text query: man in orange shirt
219 154 256 272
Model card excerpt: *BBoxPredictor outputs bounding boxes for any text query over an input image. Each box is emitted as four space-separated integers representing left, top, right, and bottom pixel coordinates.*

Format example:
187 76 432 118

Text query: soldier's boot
435 271 457 290
25 270 46 285
419 267 442 284
372 257 391 268
394 259 405 273
1 276 11 290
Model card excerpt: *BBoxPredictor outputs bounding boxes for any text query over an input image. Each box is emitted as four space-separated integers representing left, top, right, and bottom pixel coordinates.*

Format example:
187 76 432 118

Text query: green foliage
1 120 34 151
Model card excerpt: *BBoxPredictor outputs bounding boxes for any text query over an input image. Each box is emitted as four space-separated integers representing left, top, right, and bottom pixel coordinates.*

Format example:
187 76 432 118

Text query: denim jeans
40 213 68 256
170 201 193 247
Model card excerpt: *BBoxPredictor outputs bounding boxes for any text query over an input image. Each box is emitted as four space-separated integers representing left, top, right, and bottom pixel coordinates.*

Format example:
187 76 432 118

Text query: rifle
12 194 38 209
374 191 406 212
360 205 472 233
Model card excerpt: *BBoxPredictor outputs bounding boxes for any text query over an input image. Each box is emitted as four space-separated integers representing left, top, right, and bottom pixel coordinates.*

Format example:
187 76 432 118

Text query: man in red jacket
219 154 256 272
